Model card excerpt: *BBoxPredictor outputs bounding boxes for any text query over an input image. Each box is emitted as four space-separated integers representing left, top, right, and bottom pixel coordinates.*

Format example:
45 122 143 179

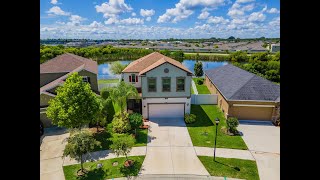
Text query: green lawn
63 156 145 180
187 105 248 150
198 156 259 180
192 78 211 94
98 79 119 84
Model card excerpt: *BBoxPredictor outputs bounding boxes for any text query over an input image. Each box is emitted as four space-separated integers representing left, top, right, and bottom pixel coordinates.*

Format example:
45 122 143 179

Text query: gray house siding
40 93 54 107
40 72 67 87
79 70 99 93
141 63 191 98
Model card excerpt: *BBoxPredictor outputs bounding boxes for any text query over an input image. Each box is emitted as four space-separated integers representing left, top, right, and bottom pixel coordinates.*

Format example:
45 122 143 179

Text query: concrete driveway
40 127 69 180
140 118 209 176
237 121 280 180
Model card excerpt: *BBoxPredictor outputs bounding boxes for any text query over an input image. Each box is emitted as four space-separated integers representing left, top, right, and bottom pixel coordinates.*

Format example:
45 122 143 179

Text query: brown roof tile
122 52 192 75
40 53 98 74
40 64 85 93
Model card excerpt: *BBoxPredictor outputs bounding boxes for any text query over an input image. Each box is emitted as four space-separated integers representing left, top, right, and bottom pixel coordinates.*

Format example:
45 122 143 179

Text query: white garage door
149 104 185 119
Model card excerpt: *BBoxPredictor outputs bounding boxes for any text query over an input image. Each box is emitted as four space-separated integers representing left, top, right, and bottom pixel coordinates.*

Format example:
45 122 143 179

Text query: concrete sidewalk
194 147 255 160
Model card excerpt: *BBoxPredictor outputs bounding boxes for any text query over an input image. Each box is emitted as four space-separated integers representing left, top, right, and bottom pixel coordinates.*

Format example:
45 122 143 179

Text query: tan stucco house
40 53 98 127
122 52 193 120
205 64 280 122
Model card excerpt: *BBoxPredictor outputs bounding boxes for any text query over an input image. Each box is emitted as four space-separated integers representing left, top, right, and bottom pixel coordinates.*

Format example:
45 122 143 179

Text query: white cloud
227 2 254 18
146 17 152 21
233 18 246 24
198 11 210 19
104 17 144 25
194 24 211 30
50 0 58 5
248 11 266 22
157 7 193 23
140 9 155 17
269 17 280 26
40 21 279 39
120 17 144 25
157 0 226 23
207 16 229 24
46 6 70 16
267 8 280 14
95 0 132 18
89 21 104 28
104 17 119 24
67 15 86 26
131 12 136 16
236 0 255 3
242 3 255 11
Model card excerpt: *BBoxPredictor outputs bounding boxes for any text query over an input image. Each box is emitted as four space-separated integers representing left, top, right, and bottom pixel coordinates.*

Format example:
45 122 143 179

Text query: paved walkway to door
139 118 209 175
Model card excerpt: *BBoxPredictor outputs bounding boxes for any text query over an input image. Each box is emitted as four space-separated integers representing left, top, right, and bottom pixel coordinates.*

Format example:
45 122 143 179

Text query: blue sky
40 0 280 39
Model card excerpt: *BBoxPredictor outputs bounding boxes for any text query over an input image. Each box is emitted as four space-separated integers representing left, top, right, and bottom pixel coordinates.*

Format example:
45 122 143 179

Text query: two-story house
122 52 193 120
40 53 98 127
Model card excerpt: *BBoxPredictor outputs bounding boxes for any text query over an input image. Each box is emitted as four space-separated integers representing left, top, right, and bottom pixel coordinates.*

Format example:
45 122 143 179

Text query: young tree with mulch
63 130 101 175
110 133 135 167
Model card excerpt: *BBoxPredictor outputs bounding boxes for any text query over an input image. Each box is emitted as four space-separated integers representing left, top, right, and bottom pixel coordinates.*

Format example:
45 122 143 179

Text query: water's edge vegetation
40 45 280 83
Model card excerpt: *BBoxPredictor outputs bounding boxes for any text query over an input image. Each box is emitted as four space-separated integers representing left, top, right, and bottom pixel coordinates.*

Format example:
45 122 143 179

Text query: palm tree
109 81 139 117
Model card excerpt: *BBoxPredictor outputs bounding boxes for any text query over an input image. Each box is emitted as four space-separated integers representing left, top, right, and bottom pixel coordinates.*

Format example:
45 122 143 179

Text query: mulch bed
124 160 134 167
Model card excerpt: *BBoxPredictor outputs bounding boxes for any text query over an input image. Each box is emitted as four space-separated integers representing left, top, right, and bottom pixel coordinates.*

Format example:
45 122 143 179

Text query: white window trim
82 76 89 83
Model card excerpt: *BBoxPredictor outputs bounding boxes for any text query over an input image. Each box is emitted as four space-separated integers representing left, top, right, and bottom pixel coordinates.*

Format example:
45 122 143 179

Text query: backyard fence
191 94 218 105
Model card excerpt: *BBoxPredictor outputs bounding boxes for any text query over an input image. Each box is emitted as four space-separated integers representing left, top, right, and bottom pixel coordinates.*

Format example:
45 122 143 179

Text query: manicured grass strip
63 156 145 180
192 78 210 94
187 105 248 150
98 79 119 84
134 129 148 147
198 156 259 180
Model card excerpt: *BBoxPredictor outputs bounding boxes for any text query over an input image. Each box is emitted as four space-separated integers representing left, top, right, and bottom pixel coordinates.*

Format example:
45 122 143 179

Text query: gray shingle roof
205 64 280 101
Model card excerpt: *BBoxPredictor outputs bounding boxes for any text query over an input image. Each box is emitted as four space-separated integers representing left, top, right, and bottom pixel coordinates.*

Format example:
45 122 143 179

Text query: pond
98 60 229 79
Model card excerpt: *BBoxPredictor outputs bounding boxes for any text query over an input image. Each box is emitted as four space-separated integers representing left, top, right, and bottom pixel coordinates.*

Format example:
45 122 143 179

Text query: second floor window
148 78 156 92
162 77 171 92
82 76 90 83
129 74 138 83
176 77 185 92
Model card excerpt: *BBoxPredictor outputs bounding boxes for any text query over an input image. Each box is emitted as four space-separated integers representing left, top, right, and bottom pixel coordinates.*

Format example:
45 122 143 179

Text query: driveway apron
140 118 209 176
40 127 69 180
238 120 280 180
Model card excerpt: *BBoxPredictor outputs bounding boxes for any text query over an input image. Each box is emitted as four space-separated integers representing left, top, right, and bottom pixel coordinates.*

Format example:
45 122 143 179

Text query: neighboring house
40 53 98 127
205 64 280 122
122 52 193 120
270 43 280 52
